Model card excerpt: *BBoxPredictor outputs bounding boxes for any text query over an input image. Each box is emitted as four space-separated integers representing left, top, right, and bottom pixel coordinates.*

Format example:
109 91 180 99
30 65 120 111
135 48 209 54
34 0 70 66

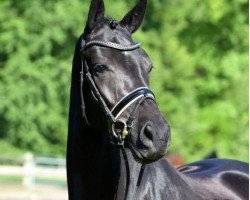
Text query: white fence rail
0 153 66 187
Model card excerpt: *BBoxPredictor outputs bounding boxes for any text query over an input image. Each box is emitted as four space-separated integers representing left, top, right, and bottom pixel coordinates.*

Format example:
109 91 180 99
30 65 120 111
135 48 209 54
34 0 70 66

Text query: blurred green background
0 0 248 162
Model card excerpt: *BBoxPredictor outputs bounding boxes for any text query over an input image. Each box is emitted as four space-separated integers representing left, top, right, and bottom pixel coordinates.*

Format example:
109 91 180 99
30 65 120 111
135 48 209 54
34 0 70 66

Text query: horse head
78 0 171 163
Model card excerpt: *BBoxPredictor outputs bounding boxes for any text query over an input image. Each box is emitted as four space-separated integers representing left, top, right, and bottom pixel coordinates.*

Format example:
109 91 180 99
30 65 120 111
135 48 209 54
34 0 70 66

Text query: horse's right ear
85 0 105 33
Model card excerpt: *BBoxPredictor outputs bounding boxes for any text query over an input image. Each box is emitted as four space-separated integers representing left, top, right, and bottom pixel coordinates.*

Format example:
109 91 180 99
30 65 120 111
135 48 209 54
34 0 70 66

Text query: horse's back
178 159 249 200
178 158 248 175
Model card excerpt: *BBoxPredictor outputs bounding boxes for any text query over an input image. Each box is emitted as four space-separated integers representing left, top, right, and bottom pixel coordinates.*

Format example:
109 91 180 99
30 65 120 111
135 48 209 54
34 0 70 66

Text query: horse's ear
120 0 147 33
85 0 105 32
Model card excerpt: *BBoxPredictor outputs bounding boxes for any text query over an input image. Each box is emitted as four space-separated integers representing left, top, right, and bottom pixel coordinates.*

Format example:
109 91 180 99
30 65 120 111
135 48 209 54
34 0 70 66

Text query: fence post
22 152 35 188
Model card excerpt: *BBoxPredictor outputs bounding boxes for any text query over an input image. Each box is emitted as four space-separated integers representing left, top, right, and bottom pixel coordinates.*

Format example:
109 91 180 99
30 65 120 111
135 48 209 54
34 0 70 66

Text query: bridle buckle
112 120 128 138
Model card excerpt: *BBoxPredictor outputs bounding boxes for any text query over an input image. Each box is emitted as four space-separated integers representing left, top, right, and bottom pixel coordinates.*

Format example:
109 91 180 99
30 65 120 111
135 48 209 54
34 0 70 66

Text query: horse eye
93 64 109 75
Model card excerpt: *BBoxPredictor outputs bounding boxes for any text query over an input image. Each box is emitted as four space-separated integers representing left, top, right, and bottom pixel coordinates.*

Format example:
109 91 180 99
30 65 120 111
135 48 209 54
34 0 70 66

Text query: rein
79 35 154 200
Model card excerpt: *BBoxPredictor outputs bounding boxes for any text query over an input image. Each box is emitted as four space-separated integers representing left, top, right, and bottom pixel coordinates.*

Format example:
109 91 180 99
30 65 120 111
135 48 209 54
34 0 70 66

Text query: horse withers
67 0 249 199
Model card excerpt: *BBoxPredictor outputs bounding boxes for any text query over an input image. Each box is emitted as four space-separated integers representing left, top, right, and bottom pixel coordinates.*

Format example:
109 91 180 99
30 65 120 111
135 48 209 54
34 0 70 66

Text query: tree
0 0 248 161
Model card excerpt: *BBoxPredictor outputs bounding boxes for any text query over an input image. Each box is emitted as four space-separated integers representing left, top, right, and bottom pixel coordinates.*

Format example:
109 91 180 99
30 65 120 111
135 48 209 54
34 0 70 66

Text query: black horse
67 0 249 199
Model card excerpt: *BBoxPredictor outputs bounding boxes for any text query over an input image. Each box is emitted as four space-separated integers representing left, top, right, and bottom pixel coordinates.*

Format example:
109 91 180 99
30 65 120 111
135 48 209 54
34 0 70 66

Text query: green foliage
0 0 248 161
0 140 25 156
143 0 248 161
0 0 86 156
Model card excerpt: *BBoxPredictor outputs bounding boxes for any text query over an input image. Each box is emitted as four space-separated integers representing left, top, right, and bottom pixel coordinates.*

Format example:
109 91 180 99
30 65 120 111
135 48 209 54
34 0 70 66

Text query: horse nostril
144 125 153 141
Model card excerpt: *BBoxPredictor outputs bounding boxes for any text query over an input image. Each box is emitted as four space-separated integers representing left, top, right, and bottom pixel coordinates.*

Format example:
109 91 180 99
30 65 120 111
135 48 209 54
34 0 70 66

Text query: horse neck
67 50 122 199
81 126 144 200
67 104 136 200
116 149 198 200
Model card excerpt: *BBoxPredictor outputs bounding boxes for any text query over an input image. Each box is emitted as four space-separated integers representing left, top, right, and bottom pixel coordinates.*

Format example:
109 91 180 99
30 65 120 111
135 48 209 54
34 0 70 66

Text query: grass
0 175 66 185
0 175 22 183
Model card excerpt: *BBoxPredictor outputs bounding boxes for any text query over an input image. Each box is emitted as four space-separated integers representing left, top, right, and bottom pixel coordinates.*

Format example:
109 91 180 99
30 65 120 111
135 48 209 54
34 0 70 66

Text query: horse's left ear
85 0 105 32
120 0 147 33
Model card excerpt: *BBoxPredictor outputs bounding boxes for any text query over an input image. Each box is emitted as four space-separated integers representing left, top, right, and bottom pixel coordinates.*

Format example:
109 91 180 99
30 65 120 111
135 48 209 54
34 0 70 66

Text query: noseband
80 36 155 146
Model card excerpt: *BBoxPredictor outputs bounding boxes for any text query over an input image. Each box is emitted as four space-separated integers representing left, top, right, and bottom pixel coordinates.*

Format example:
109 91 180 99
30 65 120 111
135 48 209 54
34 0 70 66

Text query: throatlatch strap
80 63 86 120
80 38 87 121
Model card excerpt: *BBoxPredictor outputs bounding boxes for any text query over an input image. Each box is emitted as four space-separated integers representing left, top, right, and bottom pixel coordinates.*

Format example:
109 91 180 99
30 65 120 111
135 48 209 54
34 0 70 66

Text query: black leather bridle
79 25 155 199
79 35 155 146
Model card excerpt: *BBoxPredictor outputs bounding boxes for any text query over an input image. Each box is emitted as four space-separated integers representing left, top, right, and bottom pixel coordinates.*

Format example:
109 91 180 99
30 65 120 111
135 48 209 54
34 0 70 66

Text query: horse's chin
128 141 166 164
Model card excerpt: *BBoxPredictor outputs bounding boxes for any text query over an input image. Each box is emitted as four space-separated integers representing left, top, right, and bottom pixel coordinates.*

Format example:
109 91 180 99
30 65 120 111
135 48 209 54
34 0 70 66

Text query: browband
81 40 141 52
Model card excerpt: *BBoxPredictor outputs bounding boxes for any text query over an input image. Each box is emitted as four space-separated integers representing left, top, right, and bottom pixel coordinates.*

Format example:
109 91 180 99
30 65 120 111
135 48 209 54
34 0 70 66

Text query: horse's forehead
88 20 132 44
